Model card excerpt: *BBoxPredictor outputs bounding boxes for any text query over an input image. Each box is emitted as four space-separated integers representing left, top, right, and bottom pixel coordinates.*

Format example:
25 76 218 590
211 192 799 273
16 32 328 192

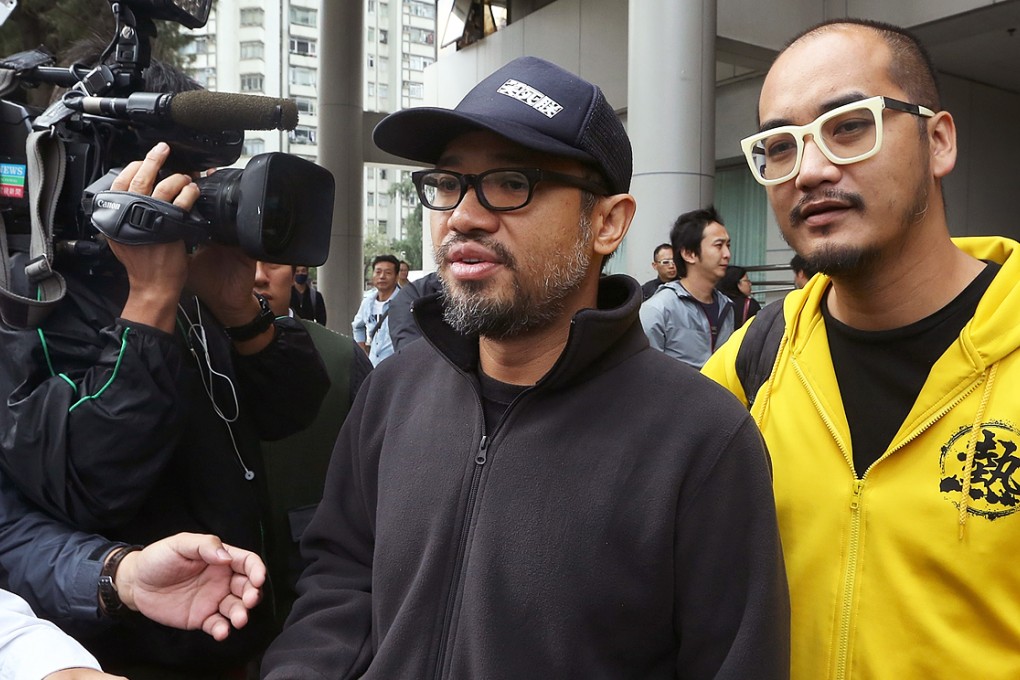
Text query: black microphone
70 91 299 131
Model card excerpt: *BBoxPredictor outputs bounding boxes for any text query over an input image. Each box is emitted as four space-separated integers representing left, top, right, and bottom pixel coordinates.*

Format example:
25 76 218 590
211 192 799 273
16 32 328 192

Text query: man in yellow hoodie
704 18 1020 680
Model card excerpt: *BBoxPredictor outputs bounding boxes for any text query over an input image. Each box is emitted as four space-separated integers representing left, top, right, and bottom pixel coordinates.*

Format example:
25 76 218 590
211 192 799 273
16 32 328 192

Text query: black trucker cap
372 56 632 195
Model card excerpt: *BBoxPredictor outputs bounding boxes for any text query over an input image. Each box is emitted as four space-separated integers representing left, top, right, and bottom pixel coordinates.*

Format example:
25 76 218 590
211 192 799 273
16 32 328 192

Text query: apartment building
181 0 438 246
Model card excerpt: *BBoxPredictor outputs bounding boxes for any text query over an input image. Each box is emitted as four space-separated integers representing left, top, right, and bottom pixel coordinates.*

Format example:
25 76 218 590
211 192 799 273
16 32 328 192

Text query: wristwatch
223 293 275 342
98 545 143 618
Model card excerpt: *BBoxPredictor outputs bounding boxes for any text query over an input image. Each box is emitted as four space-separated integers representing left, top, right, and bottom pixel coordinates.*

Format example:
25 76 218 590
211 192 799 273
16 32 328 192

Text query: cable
177 299 256 481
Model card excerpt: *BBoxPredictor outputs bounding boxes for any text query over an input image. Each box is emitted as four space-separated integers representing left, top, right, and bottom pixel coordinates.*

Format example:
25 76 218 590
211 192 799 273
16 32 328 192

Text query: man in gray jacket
641 206 735 368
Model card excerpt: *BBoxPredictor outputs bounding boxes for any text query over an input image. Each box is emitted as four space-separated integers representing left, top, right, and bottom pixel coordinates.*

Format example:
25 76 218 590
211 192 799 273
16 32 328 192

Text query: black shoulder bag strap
735 299 786 409
369 308 390 343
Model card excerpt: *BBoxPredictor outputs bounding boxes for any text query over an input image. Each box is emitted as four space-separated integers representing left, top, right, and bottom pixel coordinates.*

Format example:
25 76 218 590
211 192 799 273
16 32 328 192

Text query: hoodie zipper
432 433 488 680
432 379 531 680
793 356 986 679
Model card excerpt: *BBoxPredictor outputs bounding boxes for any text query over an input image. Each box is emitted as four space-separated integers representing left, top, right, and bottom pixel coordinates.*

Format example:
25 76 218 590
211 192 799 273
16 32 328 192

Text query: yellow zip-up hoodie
704 236 1020 680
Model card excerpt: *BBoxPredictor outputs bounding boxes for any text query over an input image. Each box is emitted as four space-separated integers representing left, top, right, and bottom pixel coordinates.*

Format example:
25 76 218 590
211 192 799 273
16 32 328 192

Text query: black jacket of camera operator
0 265 330 672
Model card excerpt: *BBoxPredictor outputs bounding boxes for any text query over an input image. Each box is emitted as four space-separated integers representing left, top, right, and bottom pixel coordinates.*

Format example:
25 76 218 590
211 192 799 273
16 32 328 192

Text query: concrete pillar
624 0 716 277
315 0 364 331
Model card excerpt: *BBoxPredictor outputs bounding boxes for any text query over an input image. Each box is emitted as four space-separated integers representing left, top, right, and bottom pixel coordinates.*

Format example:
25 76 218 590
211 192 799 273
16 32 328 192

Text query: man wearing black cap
262 56 788 680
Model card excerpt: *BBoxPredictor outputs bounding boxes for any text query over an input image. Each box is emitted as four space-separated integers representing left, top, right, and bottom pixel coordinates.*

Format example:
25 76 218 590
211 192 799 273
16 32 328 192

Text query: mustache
435 234 517 271
790 189 865 227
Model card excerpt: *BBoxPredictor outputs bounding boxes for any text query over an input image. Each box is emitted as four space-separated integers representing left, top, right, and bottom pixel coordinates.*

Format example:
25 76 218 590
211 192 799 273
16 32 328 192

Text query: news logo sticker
0 163 26 199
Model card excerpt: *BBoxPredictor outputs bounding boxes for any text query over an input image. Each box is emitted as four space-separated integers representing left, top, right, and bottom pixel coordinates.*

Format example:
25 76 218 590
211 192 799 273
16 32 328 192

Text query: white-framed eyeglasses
740 96 935 187
656 259 674 266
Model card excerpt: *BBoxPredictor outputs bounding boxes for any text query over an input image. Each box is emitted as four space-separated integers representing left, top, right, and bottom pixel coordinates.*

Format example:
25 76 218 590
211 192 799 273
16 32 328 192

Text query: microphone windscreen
169 91 299 131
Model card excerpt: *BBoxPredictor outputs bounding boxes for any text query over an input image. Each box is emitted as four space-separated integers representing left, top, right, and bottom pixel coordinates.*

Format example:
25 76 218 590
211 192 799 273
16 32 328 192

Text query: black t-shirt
695 297 723 347
824 262 999 475
478 370 528 433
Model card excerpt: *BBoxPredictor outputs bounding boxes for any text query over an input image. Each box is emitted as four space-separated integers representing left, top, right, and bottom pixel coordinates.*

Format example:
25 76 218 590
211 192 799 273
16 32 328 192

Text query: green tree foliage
0 0 192 106
362 176 426 281
386 177 424 269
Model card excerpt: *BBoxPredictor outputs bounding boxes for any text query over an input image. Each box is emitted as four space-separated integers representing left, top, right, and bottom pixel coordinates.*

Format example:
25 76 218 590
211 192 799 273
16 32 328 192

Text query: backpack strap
735 299 786 409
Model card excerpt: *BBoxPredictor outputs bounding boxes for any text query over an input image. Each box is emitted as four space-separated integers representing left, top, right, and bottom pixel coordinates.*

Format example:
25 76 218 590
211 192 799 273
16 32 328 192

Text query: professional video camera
0 0 334 275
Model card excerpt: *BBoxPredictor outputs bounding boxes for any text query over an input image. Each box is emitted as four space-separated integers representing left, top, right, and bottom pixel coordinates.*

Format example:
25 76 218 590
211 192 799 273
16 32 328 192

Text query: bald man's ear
929 110 957 180
592 193 637 258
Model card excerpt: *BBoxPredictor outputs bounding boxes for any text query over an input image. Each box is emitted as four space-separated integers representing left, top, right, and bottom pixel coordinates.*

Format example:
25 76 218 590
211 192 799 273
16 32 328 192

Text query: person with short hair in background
641 243 678 300
351 254 401 365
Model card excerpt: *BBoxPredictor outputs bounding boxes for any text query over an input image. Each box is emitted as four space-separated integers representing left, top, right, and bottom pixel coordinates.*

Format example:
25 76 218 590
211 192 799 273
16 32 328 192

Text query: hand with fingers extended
108 142 201 333
114 532 265 641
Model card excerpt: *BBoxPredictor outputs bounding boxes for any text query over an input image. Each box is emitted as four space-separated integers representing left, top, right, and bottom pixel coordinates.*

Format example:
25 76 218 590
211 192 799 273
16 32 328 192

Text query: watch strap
223 293 275 342
99 544 143 618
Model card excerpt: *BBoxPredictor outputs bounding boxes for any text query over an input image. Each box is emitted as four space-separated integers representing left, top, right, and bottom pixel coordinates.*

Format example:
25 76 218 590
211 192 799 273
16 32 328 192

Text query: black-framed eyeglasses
411 167 608 212
739 95 935 186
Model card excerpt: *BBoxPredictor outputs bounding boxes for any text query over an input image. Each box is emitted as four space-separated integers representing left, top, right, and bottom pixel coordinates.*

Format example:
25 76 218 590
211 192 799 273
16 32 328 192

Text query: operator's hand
109 142 201 333
44 671 126 680
187 243 269 349
114 532 265 642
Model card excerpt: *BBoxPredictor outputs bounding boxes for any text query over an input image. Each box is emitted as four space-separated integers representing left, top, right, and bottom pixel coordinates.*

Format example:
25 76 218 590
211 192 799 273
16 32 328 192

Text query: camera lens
260 178 297 255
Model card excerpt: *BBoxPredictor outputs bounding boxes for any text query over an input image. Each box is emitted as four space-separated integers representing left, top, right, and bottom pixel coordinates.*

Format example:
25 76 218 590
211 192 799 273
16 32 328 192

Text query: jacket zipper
432 434 488 680
835 479 864 680
793 357 986 678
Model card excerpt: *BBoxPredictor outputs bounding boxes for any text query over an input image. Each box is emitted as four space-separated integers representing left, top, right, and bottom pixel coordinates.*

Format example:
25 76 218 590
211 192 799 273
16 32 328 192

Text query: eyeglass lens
419 170 532 210
752 105 879 181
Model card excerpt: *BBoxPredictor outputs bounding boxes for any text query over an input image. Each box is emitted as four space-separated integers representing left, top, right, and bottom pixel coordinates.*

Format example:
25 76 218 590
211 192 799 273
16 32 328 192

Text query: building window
240 41 264 60
240 7 263 26
379 169 387 180
290 38 317 56
289 66 317 87
379 193 390 208
406 27 434 45
368 0 375 12
367 166 375 179
180 36 209 55
408 55 434 71
405 0 435 18
379 2 388 18
368 27 375 42
293 96 316 116
367 192 375 207
289 126 316 145
379 29 388 44
189 67 216 88
378 83 389 98
243 138 265 156
379 219 388 234
405 82 424 99
289 6 317 27
240 73 264 92
367 82 376 97
368 54 375 68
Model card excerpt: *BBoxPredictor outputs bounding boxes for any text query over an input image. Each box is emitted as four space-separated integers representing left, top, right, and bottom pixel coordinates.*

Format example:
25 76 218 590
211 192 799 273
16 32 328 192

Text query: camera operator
0 138 330 677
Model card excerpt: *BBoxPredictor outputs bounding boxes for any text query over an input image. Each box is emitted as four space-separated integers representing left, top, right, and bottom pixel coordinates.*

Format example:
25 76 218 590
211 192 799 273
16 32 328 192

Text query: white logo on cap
496 79 563 118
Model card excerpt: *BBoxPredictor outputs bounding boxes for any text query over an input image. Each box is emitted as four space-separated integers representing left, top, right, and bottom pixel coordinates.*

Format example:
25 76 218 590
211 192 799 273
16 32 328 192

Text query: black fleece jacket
0 267 329 673
263 274 789 680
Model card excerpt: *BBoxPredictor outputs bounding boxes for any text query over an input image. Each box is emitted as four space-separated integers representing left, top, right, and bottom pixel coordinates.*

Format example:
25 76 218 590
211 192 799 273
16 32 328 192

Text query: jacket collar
661 280 733 308
413 274 648 388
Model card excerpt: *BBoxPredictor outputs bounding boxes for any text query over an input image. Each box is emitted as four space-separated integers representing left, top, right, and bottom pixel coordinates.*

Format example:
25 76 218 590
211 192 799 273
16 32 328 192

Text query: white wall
420 0 1020 280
